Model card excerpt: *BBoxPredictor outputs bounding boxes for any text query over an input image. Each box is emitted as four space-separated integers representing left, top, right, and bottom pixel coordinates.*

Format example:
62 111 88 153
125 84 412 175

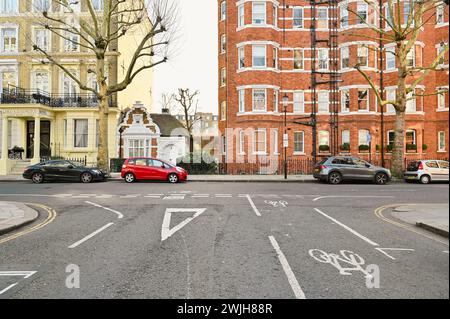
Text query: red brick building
218 0 449 174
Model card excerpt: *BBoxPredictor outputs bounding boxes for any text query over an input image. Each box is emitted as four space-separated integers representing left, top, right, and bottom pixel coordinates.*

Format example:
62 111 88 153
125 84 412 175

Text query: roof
150 113 188 137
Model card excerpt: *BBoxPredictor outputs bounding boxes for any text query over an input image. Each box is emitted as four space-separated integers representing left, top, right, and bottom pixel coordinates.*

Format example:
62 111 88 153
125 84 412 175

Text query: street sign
283 134 289 148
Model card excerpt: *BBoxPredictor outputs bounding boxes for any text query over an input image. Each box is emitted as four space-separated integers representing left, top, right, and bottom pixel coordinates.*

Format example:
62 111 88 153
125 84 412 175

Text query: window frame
438 131 446 152
252 45 267 68
293 90 305 113
293 131 305 154
293 7 304 29
253 129 267 155
73 119 89 148
252 2 266 25
252 89 267 112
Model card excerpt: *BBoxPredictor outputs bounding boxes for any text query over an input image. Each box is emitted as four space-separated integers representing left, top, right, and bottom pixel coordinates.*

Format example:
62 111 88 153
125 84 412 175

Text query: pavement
0 181 448 299
0 201 39 235
392 204 449 238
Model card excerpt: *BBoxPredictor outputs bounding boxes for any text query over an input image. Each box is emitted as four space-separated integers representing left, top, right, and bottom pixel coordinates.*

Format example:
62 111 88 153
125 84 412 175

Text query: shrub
340 143 350 151
386 144 394 152
376 144 381 151
12 146 24 152
422 144 428 151
177 153 218 175
359 144 370 152
319 145 330 152
406 144 417 151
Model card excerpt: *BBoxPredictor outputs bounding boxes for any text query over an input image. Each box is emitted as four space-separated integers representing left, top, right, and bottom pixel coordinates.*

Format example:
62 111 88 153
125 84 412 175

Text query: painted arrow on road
161 208 207 242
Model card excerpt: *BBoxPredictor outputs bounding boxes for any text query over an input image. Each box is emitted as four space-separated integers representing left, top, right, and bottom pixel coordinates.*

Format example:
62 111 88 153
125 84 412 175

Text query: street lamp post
282 94 289 179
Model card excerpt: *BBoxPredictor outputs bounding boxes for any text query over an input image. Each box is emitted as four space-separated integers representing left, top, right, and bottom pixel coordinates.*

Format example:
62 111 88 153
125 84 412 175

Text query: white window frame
273 4 278 27
386 89 396 113
357 89 369 111
317 48 329 70
317 7 328 29
220 1 227 21
272 129 278 154
436 4 445 25
293 49 304 70
221 34 226 54
357 2 368 25
239 130 245 154
319 131 330 147
73 119 88 148
405 129 416 146
220 67 226 87
238 89 245 113
32 71 50 93
32 0 51 12
238 4 245 27
340 4 348 28
252 89 267 112
406 47 415 67
253 129 267 155
221 101 227 120
273 47 278 69
438 131 446 152
0 0 18 14
273 90 279 113
341 90 350 113
357 45 369 67
438 91 447 110
252 2 266 25
341 45 349 69
252 45 266 68
238 46 245 69
358 129 370 146
386 46 396 70
33 26 51 52
293 7 304 29
342 130 350 145
91 0 104 12
0 26 18 53
293 91 305 113
293 131 304 154
318 90 329 113
406 92 416 113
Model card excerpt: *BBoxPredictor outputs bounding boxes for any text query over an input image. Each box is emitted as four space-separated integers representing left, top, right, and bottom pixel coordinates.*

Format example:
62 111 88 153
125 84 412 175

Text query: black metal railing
0 88 117 108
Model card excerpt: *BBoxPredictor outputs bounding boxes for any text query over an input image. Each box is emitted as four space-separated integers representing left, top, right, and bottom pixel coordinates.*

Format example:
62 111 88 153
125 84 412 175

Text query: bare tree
28 0 178 173
160 92 176 113
346 0 449 177
173 88 200 153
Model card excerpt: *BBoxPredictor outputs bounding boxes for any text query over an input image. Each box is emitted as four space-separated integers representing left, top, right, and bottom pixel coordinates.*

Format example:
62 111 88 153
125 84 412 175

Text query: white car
403 160 449 184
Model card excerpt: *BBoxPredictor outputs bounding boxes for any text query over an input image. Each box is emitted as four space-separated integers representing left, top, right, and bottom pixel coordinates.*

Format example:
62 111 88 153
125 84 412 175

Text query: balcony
0 88 117 108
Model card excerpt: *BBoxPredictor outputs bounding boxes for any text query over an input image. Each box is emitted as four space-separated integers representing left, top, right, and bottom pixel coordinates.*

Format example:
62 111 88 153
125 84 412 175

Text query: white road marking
374 248 415 260
161 208 207 242
268 236 306 299
95 195 114 199
0 283 18 295
144 196 162 198
313 195 395 202
215 194 232 198
119 194 140 198
0 271 36 278
163 195 186 200
85 201 124 219
313 208 379 247
68 223 114 249
246 195 262 217
443 251 449 254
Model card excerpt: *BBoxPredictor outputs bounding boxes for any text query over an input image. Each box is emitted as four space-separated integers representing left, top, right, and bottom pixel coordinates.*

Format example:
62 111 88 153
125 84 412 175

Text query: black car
23 160 106 184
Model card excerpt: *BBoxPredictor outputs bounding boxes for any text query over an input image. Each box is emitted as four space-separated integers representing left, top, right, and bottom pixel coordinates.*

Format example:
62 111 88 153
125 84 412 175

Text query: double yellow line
0 203 57 245
374 204 448 246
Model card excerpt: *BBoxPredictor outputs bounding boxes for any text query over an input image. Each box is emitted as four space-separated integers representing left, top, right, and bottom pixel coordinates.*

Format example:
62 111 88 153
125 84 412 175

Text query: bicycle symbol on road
264 200 288 208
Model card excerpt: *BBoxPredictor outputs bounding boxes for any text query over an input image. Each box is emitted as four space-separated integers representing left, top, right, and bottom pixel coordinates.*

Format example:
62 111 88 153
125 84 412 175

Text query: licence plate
406 176 415 179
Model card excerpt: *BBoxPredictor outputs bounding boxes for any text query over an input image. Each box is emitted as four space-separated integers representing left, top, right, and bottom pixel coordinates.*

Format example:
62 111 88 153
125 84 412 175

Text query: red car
121 158 188 183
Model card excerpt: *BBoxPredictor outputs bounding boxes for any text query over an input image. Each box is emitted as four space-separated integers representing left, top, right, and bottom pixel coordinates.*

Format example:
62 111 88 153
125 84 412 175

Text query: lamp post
282 94 289 179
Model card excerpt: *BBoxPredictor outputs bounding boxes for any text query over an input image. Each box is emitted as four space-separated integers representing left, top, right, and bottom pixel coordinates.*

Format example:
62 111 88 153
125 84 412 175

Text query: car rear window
407 161 420 171
439 161 449 169
127 159 135 165
317 158 329 165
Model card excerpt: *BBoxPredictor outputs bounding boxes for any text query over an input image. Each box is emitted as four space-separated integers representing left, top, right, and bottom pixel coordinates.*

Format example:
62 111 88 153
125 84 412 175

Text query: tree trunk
189 134 194 153
96 57 110 173
392 110 405 178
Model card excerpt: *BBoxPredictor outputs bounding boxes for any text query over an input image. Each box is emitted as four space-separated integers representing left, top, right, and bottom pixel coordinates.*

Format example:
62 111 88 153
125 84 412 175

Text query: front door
26 121 51 159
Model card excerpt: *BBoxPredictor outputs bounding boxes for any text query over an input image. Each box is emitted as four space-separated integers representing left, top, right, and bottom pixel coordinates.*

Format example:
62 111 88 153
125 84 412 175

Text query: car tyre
80 172 93 183
420 175 431 184
375 172 389 185
168 173 179 184
328 172 342 185
32 172 44 184
124 173 136 183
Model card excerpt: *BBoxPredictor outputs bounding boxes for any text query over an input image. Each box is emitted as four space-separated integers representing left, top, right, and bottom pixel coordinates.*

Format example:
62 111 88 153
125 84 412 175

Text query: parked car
313 156 391 185
121 158 188 183
403 160 449 184
23 160 106 184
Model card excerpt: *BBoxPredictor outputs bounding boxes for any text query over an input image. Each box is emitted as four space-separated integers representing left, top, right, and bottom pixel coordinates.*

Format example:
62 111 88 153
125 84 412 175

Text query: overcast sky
152 0 218 115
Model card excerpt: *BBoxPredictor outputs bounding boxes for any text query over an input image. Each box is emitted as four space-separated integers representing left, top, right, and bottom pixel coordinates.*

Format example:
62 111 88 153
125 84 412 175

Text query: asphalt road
0 180 448 299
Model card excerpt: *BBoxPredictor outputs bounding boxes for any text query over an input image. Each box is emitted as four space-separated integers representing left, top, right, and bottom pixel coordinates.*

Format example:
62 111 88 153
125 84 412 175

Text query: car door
134 158 151 180
424 161 441 181
437 161 449 181
40 162 58 179
352 158 374 180
149 160 169 180
330 157 355 179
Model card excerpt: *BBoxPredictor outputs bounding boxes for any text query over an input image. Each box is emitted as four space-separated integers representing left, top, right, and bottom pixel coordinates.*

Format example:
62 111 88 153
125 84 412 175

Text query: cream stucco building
0 0 153 175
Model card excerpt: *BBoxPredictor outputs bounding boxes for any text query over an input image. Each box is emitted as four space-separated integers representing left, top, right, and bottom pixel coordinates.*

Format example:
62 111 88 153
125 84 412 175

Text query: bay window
238 89 245 113
238 4 245 27
238 46 245 69
273 90 278 112
436 5 444 25
358 89 369 111
357 3 368 25
406 92 416 112
239 130 245 154
340 4 348 27
252 45 266 67
386 89 396 113
386 46 396 70
357 45 368 67
220 1 226 21
438 91 447 110
341 46 349 69
341 90 350 112
406 48 415 67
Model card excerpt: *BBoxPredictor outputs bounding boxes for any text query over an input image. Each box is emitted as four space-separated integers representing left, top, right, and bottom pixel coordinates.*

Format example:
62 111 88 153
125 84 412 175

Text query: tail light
319 165 327 170
418 162 423 170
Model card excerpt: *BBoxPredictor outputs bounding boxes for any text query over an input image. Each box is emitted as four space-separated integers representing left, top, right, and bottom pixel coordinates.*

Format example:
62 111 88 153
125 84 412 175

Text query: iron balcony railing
0 88 117 108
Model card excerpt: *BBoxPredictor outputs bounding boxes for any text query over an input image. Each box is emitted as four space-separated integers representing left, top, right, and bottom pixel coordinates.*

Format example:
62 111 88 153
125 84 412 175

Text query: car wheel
168 173 179 184
124 173 136 183
80 172 93 184
328 172 342 185
375 172 388 185
420 175 431 184
32 172 44 184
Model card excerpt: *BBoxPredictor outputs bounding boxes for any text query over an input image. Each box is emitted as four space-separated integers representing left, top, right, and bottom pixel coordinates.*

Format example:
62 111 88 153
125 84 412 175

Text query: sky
152 0 218 115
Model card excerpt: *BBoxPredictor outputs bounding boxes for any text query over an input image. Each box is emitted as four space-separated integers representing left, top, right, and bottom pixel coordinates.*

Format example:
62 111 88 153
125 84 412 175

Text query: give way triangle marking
161 208 207 242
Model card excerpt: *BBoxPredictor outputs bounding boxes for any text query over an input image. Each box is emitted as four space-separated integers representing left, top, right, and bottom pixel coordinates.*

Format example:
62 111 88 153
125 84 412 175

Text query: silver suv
313 156 392 185
403 160 449 184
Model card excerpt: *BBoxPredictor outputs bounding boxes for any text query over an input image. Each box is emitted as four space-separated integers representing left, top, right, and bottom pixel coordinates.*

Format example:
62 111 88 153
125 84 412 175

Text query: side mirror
67 165 74 169
365 163 371 168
